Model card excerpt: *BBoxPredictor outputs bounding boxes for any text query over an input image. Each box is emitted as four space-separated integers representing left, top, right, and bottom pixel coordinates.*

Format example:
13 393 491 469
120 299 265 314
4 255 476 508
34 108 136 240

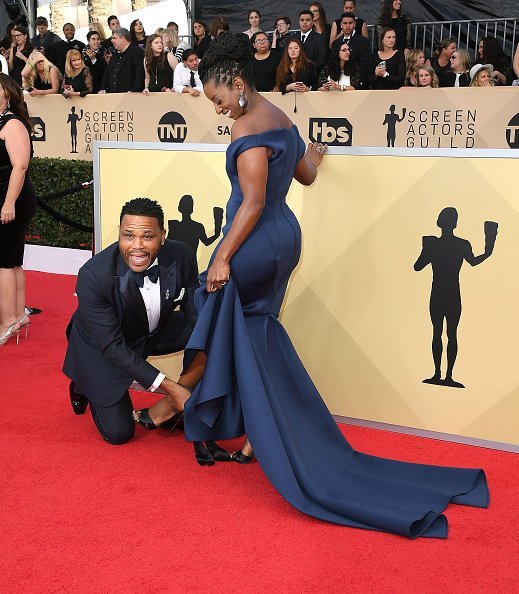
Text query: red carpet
1 271 517 593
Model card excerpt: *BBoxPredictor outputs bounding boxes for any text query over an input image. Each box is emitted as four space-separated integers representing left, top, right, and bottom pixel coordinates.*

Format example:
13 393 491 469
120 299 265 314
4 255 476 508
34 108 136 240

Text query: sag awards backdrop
26 87 519 159
94 142 519 450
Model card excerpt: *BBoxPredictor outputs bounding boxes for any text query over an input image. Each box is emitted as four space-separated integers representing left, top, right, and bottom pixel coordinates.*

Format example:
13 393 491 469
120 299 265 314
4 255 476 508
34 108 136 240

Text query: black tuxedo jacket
294 30 328 70
332 33 372 89
101 44 145 92
63 240 198 405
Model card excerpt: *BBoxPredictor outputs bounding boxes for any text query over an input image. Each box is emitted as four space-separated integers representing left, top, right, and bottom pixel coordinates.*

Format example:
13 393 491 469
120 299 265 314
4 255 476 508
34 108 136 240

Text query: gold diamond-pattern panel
98 148 519 446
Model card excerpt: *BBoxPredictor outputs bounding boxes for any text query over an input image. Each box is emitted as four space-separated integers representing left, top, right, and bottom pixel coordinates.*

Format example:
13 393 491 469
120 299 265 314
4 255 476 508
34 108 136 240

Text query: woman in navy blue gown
138 32 489 538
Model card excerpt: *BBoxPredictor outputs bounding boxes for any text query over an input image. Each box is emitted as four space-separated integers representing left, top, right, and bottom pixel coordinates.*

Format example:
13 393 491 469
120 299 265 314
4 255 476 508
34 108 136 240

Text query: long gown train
183 126 489 539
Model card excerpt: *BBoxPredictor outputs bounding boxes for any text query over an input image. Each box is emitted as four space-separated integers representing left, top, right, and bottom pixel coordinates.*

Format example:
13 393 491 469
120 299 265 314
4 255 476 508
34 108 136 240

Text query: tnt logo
157 112 188 143
309 118 352 146
30 117 46 141
505 113 519 149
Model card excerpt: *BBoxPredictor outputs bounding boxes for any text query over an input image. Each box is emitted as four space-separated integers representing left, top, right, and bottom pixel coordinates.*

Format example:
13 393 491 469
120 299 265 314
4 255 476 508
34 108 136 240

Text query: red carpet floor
1 271 518 593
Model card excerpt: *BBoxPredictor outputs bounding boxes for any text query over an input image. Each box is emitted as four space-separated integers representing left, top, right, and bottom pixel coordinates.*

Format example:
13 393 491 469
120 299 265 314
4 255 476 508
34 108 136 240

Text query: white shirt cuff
150 372 166 392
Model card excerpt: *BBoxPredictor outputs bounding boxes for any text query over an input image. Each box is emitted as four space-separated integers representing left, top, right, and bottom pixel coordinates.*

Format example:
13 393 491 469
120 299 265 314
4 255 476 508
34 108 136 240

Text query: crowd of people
0 2 517 98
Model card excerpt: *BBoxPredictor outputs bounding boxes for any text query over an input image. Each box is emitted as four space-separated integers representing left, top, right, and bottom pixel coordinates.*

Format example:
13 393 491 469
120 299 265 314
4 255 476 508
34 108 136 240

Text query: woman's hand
206 257 230 292
1 201 15 224
143 87 150 95
306 142 327 168
28 89 40 96
375 65 386 77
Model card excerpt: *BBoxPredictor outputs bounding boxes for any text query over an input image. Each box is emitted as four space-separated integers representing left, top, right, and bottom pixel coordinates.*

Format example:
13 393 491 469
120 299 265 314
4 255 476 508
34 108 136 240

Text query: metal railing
367 17 518 60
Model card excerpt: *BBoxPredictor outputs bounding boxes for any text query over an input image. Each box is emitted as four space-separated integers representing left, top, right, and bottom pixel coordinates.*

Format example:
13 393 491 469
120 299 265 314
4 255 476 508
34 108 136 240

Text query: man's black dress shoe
194 441 215 466
205 440 232 461
69 382 88 415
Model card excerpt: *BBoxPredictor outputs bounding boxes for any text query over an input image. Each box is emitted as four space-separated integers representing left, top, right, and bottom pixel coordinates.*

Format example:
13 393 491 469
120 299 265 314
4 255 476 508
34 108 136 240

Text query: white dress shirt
138 259 165 390
173 62 203 93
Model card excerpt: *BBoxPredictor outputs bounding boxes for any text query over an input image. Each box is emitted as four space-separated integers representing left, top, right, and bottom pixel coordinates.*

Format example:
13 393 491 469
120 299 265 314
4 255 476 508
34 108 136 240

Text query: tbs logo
30 117 46 141
309 118 352 146
157 112 188 143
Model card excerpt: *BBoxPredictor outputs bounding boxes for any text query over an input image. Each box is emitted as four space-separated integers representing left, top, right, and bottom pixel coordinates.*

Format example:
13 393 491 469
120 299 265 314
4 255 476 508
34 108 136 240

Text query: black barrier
36 180 94 233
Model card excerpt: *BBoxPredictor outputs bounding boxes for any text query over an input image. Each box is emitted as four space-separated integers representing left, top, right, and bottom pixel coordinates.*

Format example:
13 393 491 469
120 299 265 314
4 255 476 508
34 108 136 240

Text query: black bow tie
132 265 159 288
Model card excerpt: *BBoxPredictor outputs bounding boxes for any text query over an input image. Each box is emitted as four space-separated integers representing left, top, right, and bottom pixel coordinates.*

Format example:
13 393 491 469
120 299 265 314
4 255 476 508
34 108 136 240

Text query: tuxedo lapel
156 262 178 330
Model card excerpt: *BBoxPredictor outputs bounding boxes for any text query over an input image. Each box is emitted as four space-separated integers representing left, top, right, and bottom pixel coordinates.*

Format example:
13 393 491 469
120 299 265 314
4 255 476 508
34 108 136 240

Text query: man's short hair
63 23 75 30
86 30 100 42
113 28 131 42
299 10 313 19
108 15 119 25
340 12 356 22
35 16 48 26
120 198 165 229
182 49 197 62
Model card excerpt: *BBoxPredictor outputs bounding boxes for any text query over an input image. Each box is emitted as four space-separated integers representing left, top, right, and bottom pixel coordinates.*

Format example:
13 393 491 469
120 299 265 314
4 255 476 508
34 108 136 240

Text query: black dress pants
88 391 135 445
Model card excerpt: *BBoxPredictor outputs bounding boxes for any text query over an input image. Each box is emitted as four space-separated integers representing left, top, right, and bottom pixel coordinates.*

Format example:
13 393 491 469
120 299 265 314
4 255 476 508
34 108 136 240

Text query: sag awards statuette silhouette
66 106 83 153
414 208 498 389
382 104 406 147
167 194 224 264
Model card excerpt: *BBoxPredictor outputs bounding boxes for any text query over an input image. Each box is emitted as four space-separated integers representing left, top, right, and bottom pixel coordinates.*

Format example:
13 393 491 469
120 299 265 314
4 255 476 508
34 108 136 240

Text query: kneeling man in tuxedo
63 197 198 444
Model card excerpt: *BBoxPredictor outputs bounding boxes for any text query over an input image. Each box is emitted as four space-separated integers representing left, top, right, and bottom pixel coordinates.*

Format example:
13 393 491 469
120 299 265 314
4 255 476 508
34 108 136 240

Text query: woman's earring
238 90 246 108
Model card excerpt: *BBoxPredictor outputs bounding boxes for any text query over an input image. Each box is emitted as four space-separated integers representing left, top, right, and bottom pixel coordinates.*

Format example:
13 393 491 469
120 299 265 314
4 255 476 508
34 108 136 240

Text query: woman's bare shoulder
231 101 292 141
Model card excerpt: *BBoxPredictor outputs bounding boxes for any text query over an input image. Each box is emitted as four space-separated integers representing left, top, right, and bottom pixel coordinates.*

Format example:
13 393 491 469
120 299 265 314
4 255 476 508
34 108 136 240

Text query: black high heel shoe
205 440 232 462
69 382 88 415
133 409 183 431
230 450 255 464
194 441 215 466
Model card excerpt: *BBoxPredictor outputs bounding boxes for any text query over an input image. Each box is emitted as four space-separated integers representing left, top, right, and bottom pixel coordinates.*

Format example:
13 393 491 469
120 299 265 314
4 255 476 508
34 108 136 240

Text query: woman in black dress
251 31 281 92
143 34 178 93
0 73 36 345
376 0 412 53
8 25 32 86
62 50 93 97
318 42 360 91
275 39 317 93
192 20 211 59
271 16 291 53
130 19 147 50
21 51 60 95
478 36 514 86
429 38 457 80
370 27 405 89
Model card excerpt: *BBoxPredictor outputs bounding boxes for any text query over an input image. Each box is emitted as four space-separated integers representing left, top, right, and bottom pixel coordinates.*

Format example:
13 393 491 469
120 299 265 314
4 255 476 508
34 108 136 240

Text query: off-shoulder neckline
229 124 297 146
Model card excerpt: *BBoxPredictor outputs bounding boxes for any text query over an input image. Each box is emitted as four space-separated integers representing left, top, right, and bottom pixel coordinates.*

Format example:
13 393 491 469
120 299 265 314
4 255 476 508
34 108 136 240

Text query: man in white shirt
63 198 199 444
173 49 203 96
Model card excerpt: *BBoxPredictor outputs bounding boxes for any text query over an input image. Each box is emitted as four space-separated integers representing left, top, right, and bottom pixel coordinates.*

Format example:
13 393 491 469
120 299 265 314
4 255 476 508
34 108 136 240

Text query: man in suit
99 28 144 93
63 198 199 445
332 12 371 89
295 10 328 71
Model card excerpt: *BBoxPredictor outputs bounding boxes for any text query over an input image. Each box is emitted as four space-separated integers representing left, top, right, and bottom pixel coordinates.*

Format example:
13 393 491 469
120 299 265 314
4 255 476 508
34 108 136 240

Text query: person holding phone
83 31 107 93
370 27 405 89
8 26 33 86
318 42 360 91
275 39 317 93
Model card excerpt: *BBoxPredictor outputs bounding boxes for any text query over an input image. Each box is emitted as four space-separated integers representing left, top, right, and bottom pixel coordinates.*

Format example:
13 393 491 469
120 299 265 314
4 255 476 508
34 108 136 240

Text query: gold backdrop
96 143 519 448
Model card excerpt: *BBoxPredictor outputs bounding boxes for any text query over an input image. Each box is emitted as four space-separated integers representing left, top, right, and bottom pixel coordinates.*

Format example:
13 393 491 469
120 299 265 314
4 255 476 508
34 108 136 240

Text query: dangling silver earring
238 90 246 108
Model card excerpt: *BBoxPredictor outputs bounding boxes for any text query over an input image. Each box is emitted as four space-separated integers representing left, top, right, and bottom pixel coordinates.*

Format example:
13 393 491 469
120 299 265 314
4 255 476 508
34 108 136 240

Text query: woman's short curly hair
198 31 255 88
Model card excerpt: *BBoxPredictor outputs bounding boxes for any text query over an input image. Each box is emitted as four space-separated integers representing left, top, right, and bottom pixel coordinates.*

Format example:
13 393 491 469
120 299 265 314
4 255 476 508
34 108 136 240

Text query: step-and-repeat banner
94 142 518 448
27 87 519 160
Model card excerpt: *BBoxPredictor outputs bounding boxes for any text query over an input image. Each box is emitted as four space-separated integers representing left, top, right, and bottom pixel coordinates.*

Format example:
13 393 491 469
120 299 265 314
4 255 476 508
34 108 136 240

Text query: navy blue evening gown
183 125 489 538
